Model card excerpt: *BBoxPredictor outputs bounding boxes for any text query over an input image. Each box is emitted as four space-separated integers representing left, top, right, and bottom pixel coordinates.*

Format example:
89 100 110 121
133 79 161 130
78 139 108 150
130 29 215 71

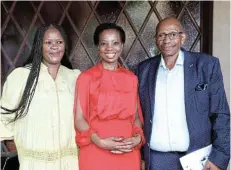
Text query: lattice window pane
126 41 149 72
96 1 122 23
82 15 99 61
1 0 210 87
117 13 136 60
13 2 34 36
125 1 151 32
180 10 200 51
155 1 184 19
68 1 91 33
1 3 7 26
70 42 94 71
141 12 159 57
2 1 14 11
2 20 23 61
40 1 63 24
61 16 79 52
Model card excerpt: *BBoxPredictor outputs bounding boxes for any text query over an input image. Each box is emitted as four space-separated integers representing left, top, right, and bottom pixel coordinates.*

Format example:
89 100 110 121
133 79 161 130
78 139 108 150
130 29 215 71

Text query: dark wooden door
1 1 213 86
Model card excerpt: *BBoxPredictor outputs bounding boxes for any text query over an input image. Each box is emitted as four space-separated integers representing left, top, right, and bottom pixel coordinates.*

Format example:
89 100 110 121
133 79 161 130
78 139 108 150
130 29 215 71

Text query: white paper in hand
180 144 212 170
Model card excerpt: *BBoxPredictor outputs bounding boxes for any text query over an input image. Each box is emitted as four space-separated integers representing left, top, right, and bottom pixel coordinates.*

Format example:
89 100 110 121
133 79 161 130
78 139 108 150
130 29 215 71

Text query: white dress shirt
150 50 190 152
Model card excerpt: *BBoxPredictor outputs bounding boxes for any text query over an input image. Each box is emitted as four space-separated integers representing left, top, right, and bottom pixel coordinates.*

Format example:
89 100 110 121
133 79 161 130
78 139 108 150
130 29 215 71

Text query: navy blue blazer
136 49 230 170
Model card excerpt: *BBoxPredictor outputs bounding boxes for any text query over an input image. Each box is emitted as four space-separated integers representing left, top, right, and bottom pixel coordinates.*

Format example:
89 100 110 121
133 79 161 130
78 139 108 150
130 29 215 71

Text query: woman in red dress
74 23 145 170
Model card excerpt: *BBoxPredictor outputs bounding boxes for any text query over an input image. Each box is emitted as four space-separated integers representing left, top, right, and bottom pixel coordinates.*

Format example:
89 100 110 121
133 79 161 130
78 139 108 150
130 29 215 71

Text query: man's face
155 19 186 58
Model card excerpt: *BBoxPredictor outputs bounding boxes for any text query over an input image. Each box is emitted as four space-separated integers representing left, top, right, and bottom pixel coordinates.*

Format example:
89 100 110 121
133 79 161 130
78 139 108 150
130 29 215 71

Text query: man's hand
203 160 220 170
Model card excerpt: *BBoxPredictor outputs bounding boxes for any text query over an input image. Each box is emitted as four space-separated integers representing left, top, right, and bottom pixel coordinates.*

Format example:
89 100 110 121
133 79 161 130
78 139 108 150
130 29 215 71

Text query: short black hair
93 23 126 45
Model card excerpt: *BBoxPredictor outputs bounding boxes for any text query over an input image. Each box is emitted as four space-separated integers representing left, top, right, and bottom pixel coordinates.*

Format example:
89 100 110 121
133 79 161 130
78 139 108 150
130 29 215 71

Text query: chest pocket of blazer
194 87 209 113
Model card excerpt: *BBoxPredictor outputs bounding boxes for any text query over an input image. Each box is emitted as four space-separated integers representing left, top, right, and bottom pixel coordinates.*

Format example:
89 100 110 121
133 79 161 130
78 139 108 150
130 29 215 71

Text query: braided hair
1 24 72 123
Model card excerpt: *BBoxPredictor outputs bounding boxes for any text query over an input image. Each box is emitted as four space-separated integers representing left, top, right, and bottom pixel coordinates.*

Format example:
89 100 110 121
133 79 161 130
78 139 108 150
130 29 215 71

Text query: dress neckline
97 62 123 73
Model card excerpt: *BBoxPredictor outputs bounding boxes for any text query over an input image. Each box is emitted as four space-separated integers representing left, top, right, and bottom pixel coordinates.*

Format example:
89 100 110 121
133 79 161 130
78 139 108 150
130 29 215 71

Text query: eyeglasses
155 32 183 41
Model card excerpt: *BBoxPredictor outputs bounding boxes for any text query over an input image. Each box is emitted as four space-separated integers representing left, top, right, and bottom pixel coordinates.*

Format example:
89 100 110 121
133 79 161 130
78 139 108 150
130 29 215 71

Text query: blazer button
147 143 150 147
150 119 152 123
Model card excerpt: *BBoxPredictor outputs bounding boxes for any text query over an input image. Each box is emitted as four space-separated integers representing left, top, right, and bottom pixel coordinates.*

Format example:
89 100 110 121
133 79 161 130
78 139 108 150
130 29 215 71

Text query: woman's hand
98 136 126 150
110 134 142 154
91 133 133 151
5 140 17 152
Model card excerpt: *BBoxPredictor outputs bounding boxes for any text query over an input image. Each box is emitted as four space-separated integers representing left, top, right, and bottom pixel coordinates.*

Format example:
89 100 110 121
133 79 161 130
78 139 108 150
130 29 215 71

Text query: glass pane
40 1 63 24
117 13 136 60
59 1 69 8
28 18 44 47
118 57 128 69
1 3 7 26
2 1 14 11
119 1 126 7
180 10 200 51
15 45 30 67
125 1 151 32
1 19 23 61
96 1 122 23
68 1 91 33
192 40 200 52
13 1 35 36
155 1 184 19
31 1 41 8
141 12 159 57
70 42 94 71
61 16 79 52
187 1 200 26
90 1 97 7
1 52 14 87
126 40 149 72
82 15 99 60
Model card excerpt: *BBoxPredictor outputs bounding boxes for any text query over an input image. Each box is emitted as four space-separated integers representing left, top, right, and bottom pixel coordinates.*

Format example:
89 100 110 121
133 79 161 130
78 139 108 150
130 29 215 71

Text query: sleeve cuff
75 128 97 147
208 147 230 170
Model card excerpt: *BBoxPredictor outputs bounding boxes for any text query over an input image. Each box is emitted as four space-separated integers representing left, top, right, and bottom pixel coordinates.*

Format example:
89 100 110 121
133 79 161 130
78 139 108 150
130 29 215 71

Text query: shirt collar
40 62 64 76
159 50 184 69
40 62 48 71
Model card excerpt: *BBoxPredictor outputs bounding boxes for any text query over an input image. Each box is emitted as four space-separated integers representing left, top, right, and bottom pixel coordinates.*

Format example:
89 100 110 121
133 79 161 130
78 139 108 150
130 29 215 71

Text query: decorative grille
1 1 206 86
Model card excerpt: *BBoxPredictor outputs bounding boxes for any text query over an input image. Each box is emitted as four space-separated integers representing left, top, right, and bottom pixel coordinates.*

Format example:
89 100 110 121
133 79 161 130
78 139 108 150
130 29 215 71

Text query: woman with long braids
0 24 80 170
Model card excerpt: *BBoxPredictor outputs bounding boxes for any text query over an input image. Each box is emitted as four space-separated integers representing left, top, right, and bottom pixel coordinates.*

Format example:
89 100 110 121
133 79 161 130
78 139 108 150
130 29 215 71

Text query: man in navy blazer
136 17 230 170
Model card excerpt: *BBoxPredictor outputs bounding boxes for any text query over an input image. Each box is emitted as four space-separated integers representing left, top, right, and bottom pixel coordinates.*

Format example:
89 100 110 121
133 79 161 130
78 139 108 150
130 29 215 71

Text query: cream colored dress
0 63 80 170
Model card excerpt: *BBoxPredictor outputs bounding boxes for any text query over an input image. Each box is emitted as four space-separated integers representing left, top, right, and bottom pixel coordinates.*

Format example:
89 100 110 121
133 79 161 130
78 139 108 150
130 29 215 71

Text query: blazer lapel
183 50 198 151
148 56 161 118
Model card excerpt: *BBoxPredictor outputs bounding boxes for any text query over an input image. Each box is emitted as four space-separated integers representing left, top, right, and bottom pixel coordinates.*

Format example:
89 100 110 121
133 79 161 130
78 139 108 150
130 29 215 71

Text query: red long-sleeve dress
74 63 144 170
